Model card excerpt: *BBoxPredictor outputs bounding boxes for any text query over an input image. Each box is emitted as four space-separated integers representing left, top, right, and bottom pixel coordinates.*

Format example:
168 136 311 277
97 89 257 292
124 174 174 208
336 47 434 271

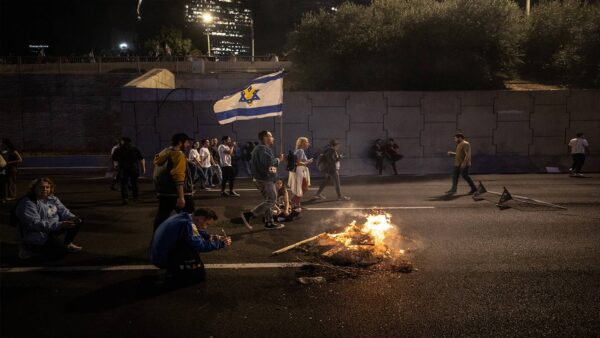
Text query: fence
0 55 290 74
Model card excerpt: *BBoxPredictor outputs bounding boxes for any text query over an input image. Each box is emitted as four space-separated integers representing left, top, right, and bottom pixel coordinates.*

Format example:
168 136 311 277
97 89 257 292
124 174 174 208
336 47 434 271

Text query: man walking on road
568 132 590 177
112 137 145 205
240 130 285 230
446 133 477 195
152 133 195 231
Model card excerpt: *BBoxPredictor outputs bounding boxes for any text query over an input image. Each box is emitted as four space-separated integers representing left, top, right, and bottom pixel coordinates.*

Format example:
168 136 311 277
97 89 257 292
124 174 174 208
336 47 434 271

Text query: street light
202 13 213 57
119 42 128 50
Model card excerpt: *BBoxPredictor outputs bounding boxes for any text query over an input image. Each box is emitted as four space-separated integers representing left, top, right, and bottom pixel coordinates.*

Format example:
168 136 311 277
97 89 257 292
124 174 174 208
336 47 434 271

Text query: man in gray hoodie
240 130 285 230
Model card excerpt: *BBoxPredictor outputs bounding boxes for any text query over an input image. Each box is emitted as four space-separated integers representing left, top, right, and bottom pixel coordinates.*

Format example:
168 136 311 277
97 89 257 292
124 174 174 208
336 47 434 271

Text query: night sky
0 0 364 56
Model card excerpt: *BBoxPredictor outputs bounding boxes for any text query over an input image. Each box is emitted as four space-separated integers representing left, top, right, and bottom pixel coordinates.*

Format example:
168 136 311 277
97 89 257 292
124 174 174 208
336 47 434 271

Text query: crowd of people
5 130 591 283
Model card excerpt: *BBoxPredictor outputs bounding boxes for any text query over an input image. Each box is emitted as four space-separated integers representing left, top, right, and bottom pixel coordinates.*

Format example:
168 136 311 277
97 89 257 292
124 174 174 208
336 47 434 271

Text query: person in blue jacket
150 208 231 283
15 177 83 260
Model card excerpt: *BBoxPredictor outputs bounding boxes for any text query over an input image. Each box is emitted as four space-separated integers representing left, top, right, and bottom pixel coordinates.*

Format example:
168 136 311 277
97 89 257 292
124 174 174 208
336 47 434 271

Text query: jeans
571 153 586 173
24 224 81 258
211 165 222 185
317 170 342 198
119 169 139 200
221 166 236 192
153 195 195 232
251 180 277 224
200 167 213 187
451 166 476 192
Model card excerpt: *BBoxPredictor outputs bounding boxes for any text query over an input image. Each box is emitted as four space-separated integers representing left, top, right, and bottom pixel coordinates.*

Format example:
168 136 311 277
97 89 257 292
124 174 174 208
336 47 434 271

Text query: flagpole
279 115 283 155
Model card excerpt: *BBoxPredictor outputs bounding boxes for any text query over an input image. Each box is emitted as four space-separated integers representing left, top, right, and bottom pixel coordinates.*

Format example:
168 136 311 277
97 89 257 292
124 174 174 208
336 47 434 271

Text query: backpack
286 150 297 172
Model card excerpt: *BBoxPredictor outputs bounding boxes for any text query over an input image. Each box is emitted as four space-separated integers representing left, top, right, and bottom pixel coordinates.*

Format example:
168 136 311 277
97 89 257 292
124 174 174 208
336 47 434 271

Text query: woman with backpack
288 137 313 209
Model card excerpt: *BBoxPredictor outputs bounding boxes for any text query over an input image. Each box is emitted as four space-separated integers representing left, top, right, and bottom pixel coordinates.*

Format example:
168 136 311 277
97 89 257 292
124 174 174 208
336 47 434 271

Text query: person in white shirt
568 132 590 177
198 139 214 189
188 141 204 187
288 137 313 209
218 136 239 197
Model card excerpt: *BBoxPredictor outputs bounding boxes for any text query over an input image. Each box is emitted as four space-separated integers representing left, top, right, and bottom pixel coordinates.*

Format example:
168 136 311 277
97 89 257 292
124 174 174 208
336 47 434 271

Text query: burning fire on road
273 210 417 281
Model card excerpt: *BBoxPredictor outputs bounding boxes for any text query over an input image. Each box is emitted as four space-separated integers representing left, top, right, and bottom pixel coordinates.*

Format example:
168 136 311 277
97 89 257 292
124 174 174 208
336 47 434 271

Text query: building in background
185 0 252 56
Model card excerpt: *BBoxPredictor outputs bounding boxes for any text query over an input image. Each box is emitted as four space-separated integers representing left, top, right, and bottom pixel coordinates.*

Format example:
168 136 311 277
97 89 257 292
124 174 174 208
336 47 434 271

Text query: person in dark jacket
240 130 285 230
150 208 231 283
384 138 403 175
112 137 146 205
369 139 385 175
152 133 195 231
314 140 350 201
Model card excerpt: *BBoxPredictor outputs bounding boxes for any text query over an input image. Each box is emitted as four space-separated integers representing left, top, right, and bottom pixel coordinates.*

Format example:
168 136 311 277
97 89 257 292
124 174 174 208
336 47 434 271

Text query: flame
328 211 395 254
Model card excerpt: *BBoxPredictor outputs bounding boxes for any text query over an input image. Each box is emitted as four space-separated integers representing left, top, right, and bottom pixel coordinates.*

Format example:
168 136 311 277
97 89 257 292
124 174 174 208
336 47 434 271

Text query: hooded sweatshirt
153 147 193 196
150 213 225 268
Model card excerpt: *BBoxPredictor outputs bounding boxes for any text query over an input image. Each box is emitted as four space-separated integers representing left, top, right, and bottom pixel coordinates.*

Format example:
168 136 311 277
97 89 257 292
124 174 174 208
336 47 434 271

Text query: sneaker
576 173 584 177
264 222 285 230
467 190 477 195
229 191 240 197
18 247 39 260
240 212 254 230
445 189 457 194
221 191 229 197
67 243 83 253
313 194 326 200
337 196 351 201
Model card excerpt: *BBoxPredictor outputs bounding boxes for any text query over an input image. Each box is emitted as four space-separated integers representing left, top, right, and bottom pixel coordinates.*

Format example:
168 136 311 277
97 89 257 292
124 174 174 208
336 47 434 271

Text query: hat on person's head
329 139 339 147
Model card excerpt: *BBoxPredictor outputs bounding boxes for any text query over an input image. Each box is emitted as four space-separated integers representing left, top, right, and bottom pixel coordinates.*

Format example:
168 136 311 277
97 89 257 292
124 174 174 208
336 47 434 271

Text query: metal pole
251 18 255 62
206 32 211 57
526 0 530 16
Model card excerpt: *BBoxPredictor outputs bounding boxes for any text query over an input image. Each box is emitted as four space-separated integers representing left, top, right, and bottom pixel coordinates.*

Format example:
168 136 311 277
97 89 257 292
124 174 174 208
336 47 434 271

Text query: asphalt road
1 173 599 337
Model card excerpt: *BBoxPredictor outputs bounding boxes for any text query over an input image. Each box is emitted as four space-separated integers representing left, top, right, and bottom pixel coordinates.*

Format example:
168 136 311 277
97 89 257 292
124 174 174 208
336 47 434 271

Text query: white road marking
303 206 435 211
203 188 318 192
0 262 308 273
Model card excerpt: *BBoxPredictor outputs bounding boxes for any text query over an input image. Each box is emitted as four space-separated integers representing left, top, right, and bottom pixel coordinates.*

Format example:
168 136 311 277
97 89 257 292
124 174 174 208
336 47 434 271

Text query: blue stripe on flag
215 104 283 121
249 72 284 85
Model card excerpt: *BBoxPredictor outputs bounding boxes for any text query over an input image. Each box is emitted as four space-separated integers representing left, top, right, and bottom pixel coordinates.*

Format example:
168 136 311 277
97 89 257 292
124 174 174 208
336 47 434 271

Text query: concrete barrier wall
0 74 138 153
121 89 600 175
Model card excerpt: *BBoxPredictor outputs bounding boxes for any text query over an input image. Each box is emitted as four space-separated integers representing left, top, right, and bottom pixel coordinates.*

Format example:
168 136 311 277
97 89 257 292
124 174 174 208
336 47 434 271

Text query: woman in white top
288 137 312 208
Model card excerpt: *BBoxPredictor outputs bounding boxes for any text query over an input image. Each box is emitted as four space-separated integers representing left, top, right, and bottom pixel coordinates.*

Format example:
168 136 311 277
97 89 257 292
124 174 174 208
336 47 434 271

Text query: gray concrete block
422 92 459 122
530 137 567 156
531 105 568 137
495 91 532 121
347 123 386 158
457 106 495 138
388 138 423 158
384 91 424 106
231 118 277 140
308 92 348 107
468 137 495 156
421 122 458 156
568 90 600 120
493 121 532 155
121 103 136 127
347 92 385 123
459 91 496 106
134 102 158 126
195 124 235 142
309 107 349 139
385 107 423 138
273 123 311 152
282 92 310 123
531 90 568 105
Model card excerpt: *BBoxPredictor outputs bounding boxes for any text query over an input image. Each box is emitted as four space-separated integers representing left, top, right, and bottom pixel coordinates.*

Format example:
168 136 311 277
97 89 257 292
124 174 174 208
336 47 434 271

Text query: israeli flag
213 70 284 125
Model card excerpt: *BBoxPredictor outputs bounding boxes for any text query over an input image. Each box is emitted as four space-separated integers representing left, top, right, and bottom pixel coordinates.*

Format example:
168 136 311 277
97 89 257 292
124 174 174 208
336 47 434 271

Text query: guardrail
0 56 290 74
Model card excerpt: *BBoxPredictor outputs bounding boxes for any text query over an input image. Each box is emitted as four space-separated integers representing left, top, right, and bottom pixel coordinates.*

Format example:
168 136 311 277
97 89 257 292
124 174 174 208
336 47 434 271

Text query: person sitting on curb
150 208 231 284
274 178 301 223
15 177 83 260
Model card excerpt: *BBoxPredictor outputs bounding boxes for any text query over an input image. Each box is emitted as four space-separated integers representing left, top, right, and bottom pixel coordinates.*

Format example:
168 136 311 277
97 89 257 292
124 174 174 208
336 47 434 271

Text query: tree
144 26 195 56
522 0 600 87
288 0 525 90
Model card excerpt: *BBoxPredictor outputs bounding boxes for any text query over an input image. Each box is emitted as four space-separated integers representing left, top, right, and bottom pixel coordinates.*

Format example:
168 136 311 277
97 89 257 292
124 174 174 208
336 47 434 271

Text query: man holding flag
213 70 286 230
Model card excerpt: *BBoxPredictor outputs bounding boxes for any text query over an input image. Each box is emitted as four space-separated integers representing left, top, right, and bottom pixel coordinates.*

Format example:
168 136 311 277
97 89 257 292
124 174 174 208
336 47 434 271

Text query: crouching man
150 208 231 284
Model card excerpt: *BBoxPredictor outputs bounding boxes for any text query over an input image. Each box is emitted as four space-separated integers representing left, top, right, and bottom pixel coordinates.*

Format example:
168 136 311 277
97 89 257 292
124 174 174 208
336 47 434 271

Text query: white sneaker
313 194 326 200
67 243 83 253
